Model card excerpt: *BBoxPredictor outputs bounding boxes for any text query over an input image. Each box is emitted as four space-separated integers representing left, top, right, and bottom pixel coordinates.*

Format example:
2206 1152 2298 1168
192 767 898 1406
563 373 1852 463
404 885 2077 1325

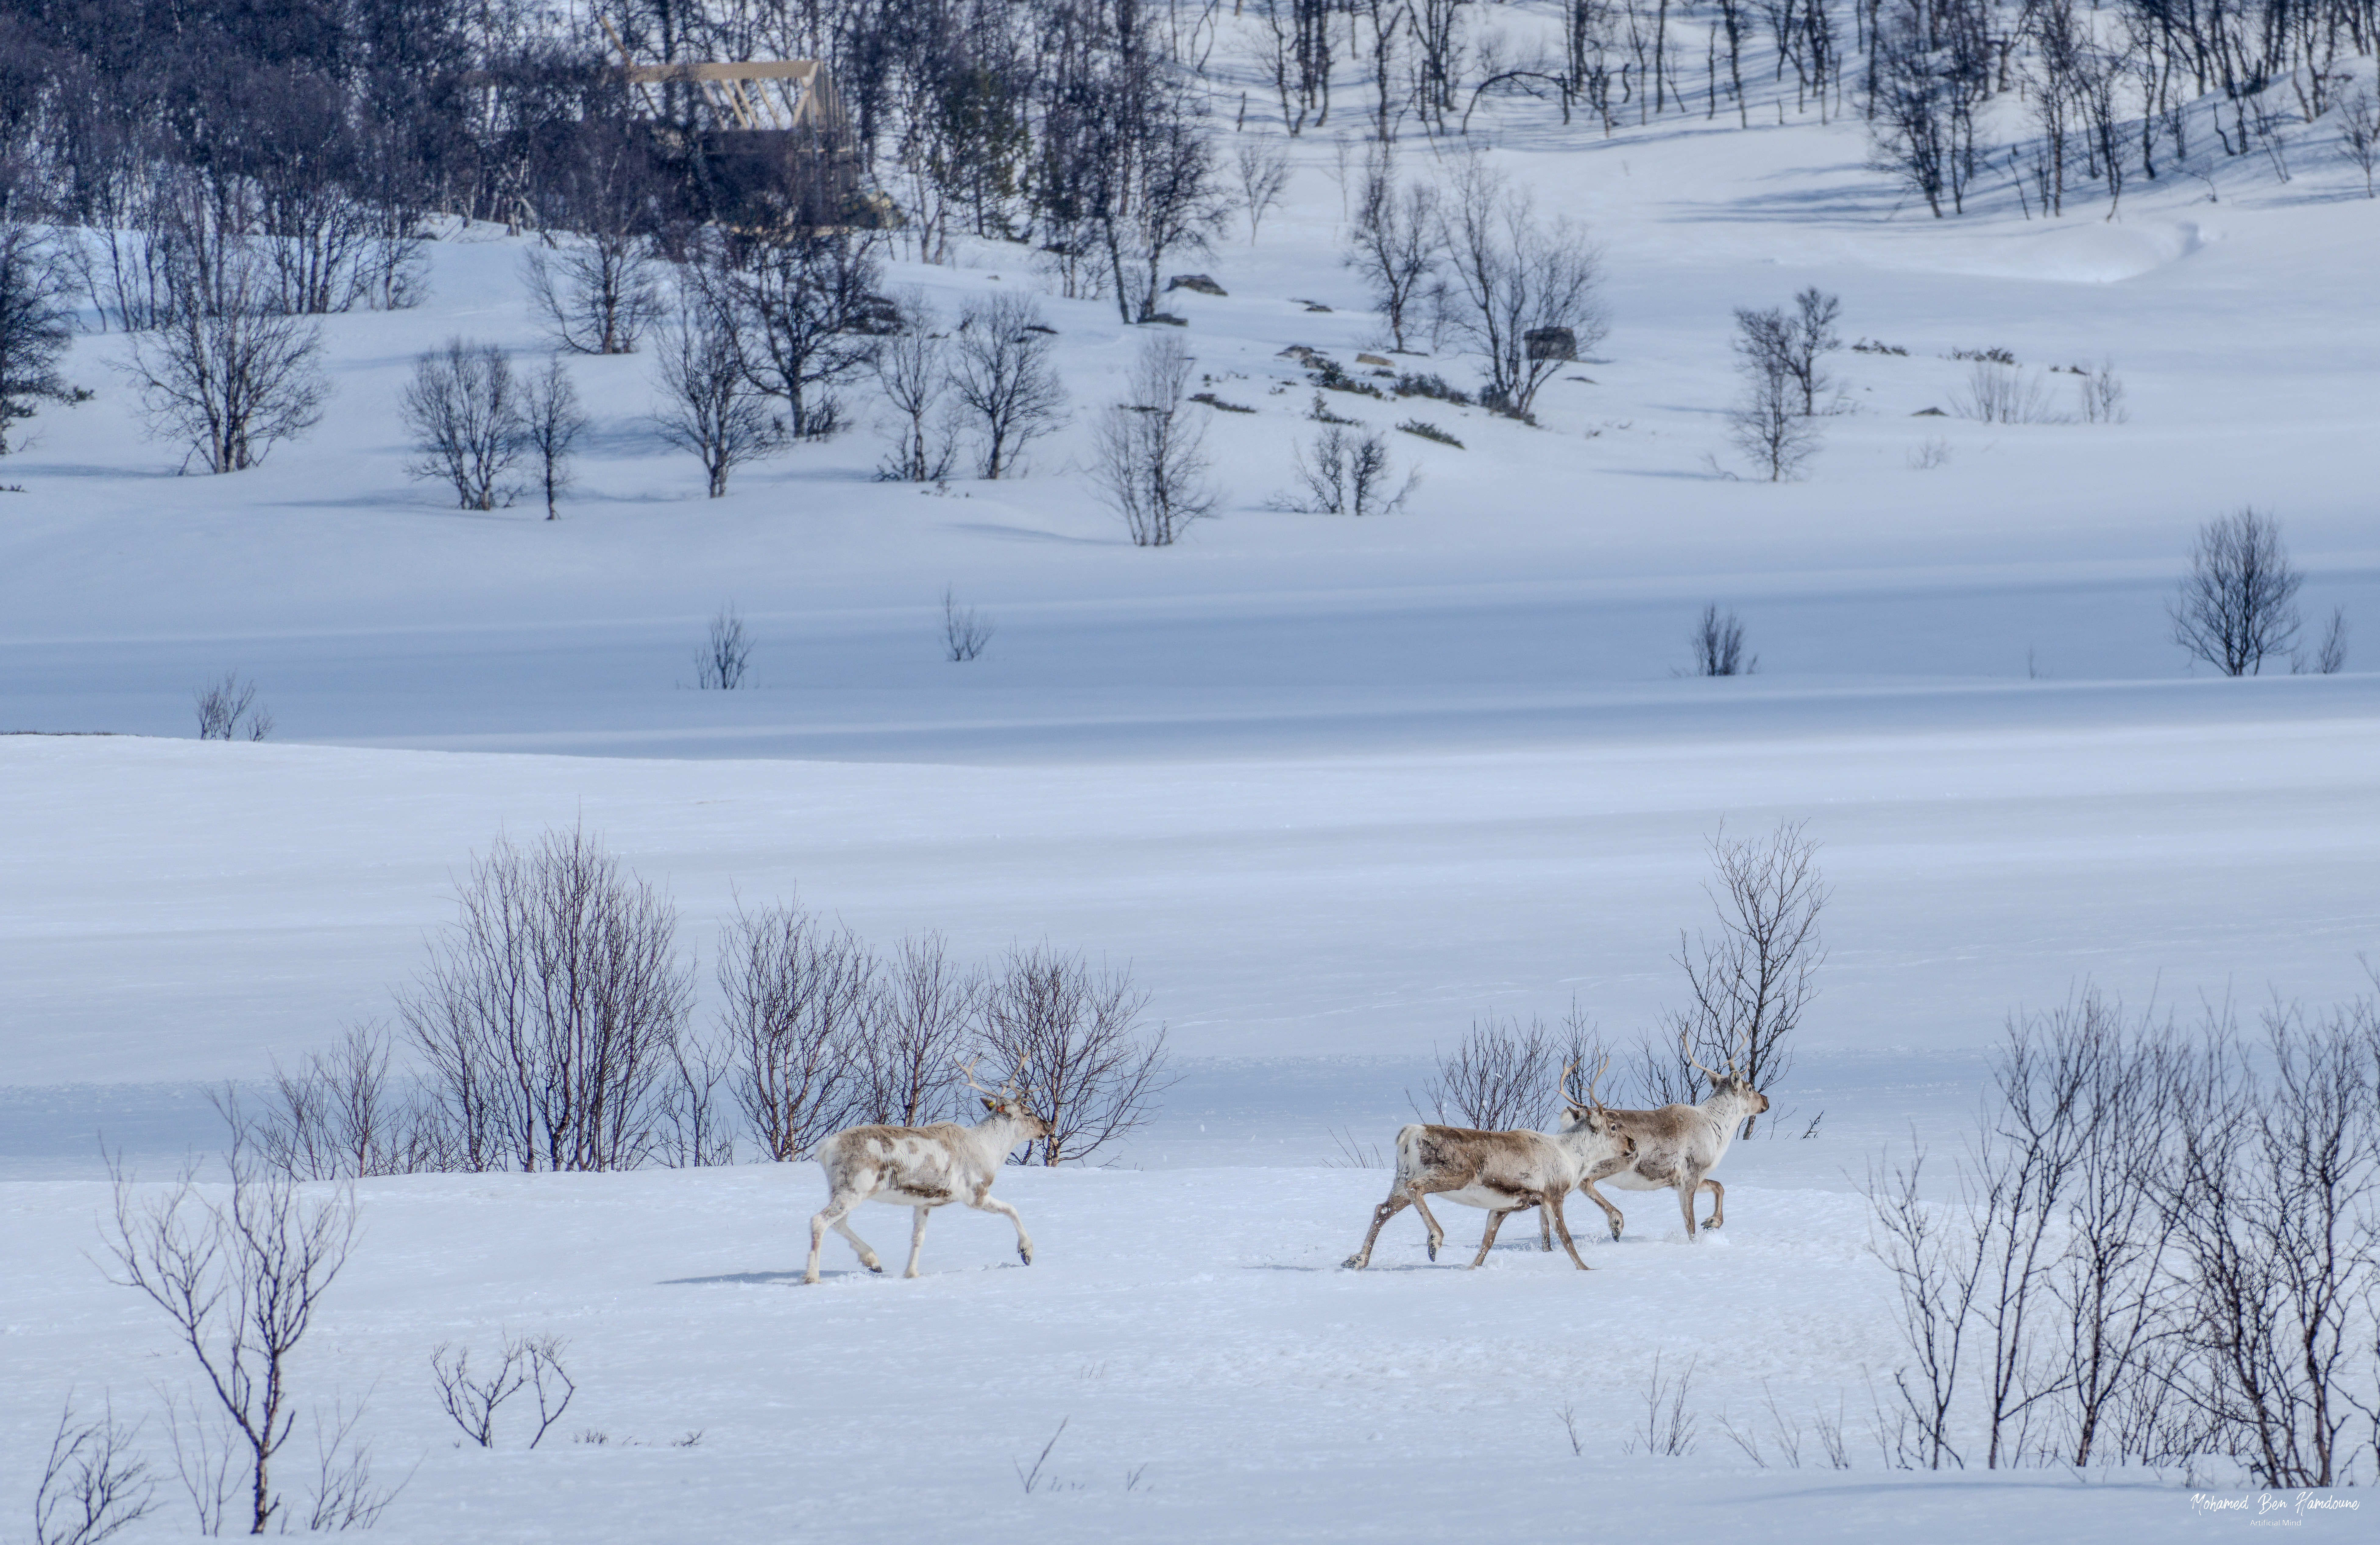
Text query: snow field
0 1163 2265 1542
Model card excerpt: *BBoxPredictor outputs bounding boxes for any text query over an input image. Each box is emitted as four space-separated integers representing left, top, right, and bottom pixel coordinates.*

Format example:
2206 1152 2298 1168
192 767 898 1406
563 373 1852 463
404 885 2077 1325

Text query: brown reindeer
803 1063 1051 1285
1342 1071 1634 1271
1575 1032 1769 1243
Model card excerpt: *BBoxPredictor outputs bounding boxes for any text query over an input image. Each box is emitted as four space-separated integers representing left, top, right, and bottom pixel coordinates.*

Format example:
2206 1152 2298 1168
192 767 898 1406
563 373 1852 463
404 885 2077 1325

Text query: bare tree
0 221 76 454
1667 821 1826 1136
942 587 993 662
873 290 956 483
1782 287 1840 415
1953 362 2061 425
652 299 782 498
33 1396 156 1545
401 338 525 511
1091 331 1217 546
695 605 751 690
1233 139 1293 243
854 934 979 1126
1728 363 1818 482
104 1148 359 1535
950 293 1066 479
123 239 325 474
516 358 587 520
1865 1144 1992 1469
975 947 1170 1165
1689 604 1755 675
429 1335 575 1450
1282 424 1415 517
2339 88 2380 198
193 673 271 741
2170 507 2303 676
399 828 693 1173
1344 150 1439 353
524 238 665 358
1438 162 1608 416
702 225 885 440
721 902 873 1162
2303 606 2348 675
2077 360 2127 425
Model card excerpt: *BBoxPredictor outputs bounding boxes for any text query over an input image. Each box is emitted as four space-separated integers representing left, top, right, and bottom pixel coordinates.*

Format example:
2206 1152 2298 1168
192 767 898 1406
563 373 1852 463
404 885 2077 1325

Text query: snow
5 14 2380 1535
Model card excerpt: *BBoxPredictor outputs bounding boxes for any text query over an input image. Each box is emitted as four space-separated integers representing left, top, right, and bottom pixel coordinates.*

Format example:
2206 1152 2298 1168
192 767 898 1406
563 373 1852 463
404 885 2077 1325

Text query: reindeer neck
1697 1087 1754 1154
968 1110 1034 1163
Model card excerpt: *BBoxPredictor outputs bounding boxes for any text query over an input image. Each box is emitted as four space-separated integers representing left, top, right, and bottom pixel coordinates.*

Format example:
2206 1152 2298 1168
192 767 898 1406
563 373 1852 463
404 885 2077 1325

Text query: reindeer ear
981 1096 1000 1114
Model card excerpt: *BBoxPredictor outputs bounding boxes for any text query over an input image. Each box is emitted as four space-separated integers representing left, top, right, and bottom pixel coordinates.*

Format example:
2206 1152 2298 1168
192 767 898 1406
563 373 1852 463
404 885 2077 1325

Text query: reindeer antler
951 1056 1027 1105
1680 1029 1730 1085
1585 1055 1610 1111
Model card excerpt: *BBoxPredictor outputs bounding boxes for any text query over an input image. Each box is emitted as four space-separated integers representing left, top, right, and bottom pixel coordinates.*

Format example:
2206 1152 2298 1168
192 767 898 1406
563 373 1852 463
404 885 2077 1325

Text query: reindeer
1575 1032 1769 1243
803 1063 1051 1286
1342 1069 1635 1271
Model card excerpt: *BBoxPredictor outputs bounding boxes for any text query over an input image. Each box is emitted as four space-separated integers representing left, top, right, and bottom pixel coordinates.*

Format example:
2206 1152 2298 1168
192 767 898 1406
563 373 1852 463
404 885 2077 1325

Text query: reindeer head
954 1059 1053 1139
1557 1057 1633 1149
1680 1031 1769 1115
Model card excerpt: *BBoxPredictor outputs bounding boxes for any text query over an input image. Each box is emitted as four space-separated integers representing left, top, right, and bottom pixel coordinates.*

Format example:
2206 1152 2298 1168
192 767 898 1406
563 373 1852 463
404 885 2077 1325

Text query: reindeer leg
1345 1189 1411 1269
1539 1204 1553 1252
1469 1206 1516 1269
1700 1177 1725 1230
1580 1168 1627 1242
969 1185 1034 1265
832 1212 885 1273
1546 1189 1591 1271
804 1202 836 1285
1676 1170 1706 1242
1408 1192 1450 1262
903 1206 932 1278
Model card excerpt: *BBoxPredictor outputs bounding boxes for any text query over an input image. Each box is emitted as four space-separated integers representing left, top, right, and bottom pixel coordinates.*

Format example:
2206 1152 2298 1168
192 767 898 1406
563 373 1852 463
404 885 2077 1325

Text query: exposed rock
1277 345 1328 368
1166 274 1228 296
1356 353 1392 366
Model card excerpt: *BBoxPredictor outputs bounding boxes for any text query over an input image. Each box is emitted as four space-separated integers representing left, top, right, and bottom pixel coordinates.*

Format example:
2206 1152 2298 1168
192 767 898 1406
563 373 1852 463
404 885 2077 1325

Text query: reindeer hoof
865 1261 885 1274
1425 1240 1439 1262
802 1273 820 1286
1341 1257 1364 1270
1608 1225 1622 1241
1018 1246 1034 1266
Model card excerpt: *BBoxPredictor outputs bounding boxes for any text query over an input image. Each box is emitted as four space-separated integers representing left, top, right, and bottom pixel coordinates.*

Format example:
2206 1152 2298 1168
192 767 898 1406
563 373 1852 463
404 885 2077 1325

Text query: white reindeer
1342 1070 1635 1271
1575 1032 1770 1243
804 1063 1051 1285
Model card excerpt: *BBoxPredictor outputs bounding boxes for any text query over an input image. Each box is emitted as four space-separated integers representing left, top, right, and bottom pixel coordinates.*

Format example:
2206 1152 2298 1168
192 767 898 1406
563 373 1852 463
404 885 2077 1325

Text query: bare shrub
193 673 271 741
401 338 524 511
1282 423 1415 517
652 299 782 498
399 828 693 1173
2077 359 2127 424
104 1148 361 1535
950 292 1066 479
695 605 751 690
1091 331 1218 547
720 902 873 1162
517 358 588 521
231 1024 447 1180
942 587 992 663
33 1396 155 1545
1667 821 1826 1136
854 934 979 1126
976 947 1170 1166
1908 437 1952 470
430 1335 575 1450
1952 362 2062 425
2303 606 2348 675
1689 604 1755 676
2170 507 2303 676
1415 1014 1559 1130
1623 1354 1700 1456
700 224 884 440
2162 999 2378 1488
